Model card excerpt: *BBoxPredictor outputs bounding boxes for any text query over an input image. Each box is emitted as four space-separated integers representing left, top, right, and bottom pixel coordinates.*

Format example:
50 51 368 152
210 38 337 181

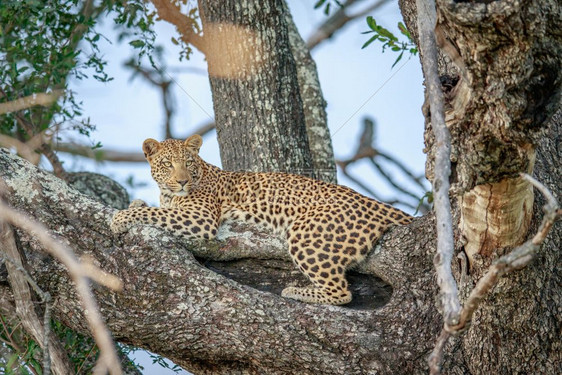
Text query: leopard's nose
177 180 188 187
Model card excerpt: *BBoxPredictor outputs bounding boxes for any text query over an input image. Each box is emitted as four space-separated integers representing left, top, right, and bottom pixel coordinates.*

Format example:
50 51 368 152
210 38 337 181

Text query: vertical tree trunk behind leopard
198 0 334 181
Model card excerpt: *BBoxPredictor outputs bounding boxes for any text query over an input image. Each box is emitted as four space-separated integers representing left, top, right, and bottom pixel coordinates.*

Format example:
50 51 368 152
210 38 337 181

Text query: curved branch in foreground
0 148 441 374
0 198 123 375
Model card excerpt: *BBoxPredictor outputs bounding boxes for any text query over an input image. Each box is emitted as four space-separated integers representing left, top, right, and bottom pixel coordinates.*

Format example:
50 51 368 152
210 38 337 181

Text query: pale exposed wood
460 176 534 266
429 174 561 374
0 198 123 375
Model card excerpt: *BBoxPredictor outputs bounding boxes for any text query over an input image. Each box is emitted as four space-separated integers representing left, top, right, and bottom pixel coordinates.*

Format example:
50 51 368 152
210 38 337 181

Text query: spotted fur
111 135 412 305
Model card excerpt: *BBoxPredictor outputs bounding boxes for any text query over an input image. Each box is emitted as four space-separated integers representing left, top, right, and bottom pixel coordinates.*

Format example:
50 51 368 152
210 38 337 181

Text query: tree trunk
282 0 337 183
198 0 325 179
399 0 562 372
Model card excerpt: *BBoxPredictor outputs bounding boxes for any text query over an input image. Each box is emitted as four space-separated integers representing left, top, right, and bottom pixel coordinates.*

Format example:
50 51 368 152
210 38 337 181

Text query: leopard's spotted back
111 136 413 305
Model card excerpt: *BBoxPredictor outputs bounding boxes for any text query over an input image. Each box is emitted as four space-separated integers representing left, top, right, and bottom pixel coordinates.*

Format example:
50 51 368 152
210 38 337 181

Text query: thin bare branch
0 88 67 179
0 198 123 375
150 0 205 53
53 123 216 162
368 157 423 201
306 0 391 50
0 91 64 115
428 329 450 375
1 222 70 375
377 151 428 191
54 142 147 162
416 0 460 328
336 117 429 212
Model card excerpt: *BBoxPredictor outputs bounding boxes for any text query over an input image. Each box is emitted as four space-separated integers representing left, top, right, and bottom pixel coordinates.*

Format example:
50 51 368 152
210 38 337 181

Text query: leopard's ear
142 138 160 158
184 134 202 153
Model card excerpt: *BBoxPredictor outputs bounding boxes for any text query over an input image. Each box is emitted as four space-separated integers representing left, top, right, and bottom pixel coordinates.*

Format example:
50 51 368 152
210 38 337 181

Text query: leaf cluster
0 314 42 375
0 0 159 143
362 17 418 68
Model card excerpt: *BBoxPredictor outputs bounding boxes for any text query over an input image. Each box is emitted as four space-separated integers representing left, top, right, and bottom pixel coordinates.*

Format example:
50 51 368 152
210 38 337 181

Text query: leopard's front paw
110 210 131 234
129 199 148 208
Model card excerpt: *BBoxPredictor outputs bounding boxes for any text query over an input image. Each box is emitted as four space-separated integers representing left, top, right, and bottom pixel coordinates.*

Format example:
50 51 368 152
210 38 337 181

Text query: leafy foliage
362 17 418 68
0 0 157 140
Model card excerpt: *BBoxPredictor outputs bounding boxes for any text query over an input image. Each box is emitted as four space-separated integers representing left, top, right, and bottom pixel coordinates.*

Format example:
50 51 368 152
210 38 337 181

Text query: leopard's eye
186 160 193 167
162 161 172 167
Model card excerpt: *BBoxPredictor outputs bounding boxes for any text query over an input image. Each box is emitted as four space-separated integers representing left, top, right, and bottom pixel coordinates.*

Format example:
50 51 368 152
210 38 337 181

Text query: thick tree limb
0 147 444 374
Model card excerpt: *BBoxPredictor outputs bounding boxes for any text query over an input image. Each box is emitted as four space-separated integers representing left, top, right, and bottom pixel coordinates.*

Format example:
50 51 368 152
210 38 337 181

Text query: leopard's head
142 135 204 196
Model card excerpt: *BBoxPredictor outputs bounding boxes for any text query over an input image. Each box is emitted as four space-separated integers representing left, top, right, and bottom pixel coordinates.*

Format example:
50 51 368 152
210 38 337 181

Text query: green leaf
366 16 377 30
391 51 404 68
129 39 145 48
361 35 378 49
6 353 19 369
314 0 327 9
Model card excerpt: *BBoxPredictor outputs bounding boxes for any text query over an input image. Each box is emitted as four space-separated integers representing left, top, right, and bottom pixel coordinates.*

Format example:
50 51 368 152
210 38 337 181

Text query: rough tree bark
0 113 559 374
399 0 561 372
197 0 338 181
1 0 560 374
0 146 441 374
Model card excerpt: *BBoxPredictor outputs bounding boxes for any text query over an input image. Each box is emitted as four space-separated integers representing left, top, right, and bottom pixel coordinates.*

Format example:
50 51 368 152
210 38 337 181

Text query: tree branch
0 196 123 375
0 147 442 374
306 0 391 50
53 121 215 163
0 223 70 375
0 91 63 115
415 0 460 329
150 0 205 53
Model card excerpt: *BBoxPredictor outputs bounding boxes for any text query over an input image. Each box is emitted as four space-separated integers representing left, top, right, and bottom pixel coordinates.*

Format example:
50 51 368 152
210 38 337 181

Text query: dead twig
0 197 123 375
416 0 460 331
336 117 430 212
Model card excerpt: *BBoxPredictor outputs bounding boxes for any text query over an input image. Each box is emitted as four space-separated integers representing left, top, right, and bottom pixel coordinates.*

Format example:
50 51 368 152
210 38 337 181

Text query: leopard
110 135 413 305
